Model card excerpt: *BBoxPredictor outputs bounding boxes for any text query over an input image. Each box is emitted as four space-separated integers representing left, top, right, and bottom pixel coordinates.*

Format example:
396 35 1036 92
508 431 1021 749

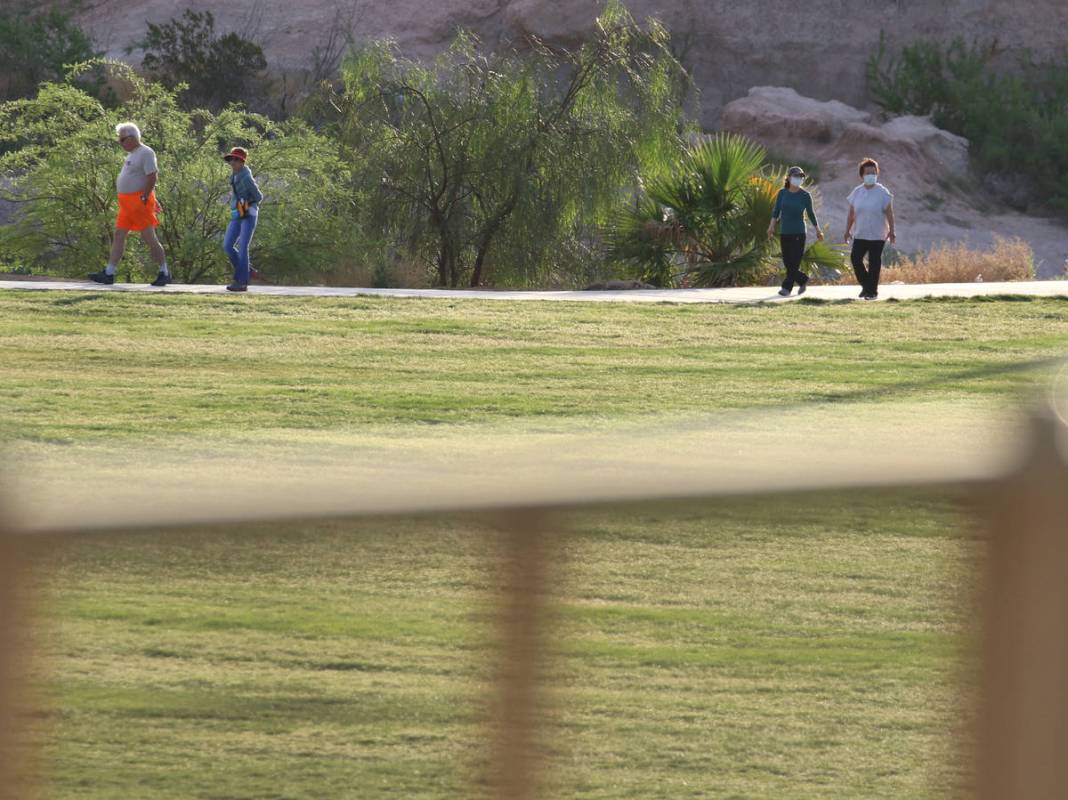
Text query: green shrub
0 61 351 283
866 33 995 118
606 134 844 287
868 35 1068 211
0 4 103 101
316 0 691 288
136 10 268 112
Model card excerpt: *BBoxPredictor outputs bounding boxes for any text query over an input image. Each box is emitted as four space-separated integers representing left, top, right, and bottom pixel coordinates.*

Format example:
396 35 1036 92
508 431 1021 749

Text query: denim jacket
229 165 264 214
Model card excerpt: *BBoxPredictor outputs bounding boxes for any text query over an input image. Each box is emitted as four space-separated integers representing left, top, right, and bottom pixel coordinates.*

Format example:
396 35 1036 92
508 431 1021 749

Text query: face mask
863 174 878 186
789 176 803 187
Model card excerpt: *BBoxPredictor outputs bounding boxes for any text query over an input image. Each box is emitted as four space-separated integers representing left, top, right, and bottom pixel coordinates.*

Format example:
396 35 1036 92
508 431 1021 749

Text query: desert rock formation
72 0 1068 124
722 87 1067 277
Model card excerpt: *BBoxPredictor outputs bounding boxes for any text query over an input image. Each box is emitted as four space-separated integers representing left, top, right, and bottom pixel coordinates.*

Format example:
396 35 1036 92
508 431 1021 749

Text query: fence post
978 408 1068 800
488 509 554 800
0 500 26 800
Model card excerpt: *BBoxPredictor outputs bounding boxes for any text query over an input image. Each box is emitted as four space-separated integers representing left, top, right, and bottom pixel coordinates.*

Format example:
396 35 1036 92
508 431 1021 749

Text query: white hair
114 122 141 141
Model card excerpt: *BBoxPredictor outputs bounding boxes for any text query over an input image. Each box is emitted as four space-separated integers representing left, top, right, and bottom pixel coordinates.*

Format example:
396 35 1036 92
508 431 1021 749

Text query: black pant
780 234 808 291
851 239 886 296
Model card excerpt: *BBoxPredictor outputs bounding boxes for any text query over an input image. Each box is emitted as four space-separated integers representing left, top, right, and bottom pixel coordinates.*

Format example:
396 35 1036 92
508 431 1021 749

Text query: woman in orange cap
222 147 264 292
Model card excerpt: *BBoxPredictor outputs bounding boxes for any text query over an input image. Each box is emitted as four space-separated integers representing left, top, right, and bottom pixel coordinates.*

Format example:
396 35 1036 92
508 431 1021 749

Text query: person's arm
885 201 896 245
234 172 263 206
246 173 264 204
845 205 856 244
141 171 157 205
806 193 824 241
767 191 782 238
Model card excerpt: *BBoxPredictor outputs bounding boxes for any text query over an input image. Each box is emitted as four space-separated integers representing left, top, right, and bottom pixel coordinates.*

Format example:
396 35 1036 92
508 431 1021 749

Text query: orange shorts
116 191 161 231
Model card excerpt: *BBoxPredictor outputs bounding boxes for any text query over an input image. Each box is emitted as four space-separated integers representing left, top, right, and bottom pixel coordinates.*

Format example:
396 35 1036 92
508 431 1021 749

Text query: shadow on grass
723 294 1068 311
794 297 855 306
50 294 105 307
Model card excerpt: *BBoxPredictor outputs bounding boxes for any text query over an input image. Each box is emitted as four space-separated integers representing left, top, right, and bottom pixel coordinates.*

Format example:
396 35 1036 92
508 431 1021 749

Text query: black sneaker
88 271 114 285
858 290 867 299
797 275 809 295
226 283 248 293
149 272 171 287
777 288 791 297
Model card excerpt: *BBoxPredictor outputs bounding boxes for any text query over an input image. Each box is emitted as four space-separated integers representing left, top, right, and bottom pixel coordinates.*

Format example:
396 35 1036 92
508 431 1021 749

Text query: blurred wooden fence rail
1 406 1066 800
0 520 24 800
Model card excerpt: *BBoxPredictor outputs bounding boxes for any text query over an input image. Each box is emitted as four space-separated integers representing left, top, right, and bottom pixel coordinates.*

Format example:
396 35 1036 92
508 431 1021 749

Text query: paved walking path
2 278 1068 303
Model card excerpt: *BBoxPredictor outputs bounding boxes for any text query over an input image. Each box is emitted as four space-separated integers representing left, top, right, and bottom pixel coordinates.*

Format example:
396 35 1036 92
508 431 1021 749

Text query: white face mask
863 174 878 186
789 176 803 188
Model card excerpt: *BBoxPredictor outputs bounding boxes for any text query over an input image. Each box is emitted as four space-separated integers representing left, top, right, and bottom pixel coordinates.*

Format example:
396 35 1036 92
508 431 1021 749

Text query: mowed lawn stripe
2 292 1067 442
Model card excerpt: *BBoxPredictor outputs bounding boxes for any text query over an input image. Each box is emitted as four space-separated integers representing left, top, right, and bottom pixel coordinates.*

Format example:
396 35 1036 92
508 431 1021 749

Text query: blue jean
223 214 258 284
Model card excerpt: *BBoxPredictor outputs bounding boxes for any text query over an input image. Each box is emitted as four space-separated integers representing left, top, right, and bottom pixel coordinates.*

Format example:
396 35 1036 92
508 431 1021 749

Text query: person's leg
139 228 168 273
235 215 258 285
796 236 810 289
851 240 869 295
89 228 128 283
868 240 886 296
223 219 242 279
779 235 791 291
781 237 798 292
780 235 805 291
107 229 129 273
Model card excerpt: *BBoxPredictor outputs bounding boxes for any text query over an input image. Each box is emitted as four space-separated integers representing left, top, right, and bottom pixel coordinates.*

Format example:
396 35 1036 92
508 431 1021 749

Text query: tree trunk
449 254 462 288
435 230 450 287
470 244 488 288
469 195 518 288
435 252 448 287
437 236 464 288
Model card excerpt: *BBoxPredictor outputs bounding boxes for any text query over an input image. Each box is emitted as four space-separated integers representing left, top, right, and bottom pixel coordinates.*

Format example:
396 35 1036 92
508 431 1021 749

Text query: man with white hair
88 122 171 286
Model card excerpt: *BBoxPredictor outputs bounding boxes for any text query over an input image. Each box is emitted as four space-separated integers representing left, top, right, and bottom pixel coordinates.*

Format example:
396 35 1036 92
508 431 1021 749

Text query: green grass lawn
4 290 1067 798
2 291 1066 444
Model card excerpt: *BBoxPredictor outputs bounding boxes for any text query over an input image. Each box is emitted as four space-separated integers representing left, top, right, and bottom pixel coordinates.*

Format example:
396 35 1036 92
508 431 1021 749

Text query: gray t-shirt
848 183 893 241
116 144 158 194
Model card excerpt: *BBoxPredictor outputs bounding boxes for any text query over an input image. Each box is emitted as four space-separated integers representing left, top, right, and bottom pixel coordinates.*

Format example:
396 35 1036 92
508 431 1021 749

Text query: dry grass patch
842 237 1038 284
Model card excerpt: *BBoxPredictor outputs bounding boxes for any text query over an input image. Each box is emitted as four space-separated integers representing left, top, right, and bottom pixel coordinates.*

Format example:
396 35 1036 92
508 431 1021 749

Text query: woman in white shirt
844 158 896 300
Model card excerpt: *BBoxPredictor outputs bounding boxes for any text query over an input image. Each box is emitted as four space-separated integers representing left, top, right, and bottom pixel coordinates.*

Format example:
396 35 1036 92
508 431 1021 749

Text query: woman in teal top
766 166 824 296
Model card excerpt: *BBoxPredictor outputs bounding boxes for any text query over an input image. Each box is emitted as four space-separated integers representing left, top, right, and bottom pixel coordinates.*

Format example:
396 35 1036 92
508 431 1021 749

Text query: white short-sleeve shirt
116 144 159 194
848 183 893 241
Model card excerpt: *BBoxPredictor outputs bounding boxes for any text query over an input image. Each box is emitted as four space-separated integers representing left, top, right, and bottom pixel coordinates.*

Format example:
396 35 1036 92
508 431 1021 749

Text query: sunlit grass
5 290 1062 798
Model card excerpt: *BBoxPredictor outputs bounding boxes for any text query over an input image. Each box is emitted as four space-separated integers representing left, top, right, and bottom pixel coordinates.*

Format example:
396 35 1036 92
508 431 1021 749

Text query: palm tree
607 133 843 287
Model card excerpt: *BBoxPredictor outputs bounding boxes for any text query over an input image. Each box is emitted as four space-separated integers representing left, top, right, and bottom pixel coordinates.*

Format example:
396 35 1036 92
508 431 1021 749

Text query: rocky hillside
73 0 1068 125
722 88 1067 278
